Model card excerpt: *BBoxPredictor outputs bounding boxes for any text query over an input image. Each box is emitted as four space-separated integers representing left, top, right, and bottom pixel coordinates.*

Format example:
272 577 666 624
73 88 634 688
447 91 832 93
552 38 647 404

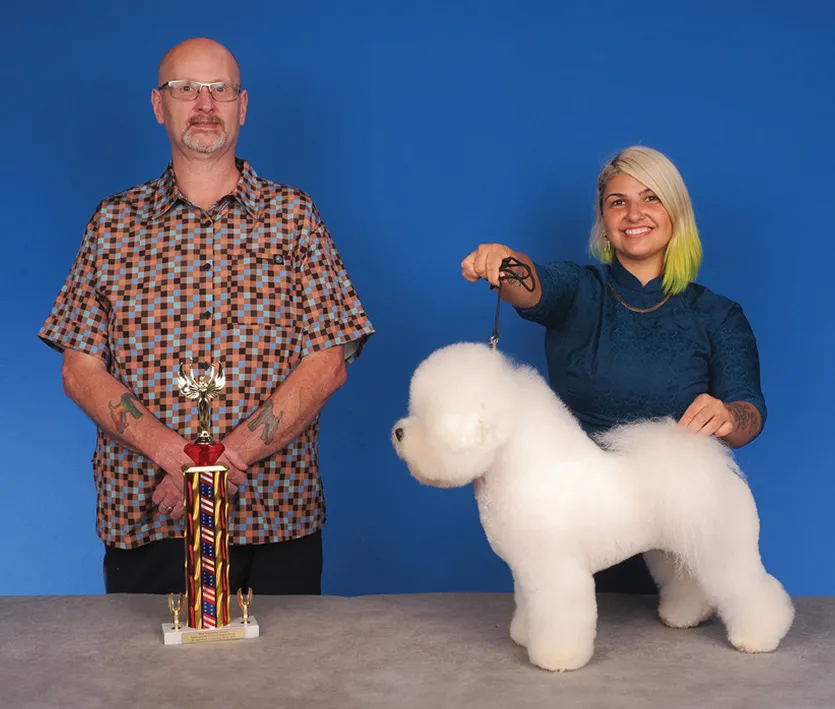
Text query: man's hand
677 393 734 438
149 435 197 520
152 475 184 519
150 438 249 519
218 445 248 495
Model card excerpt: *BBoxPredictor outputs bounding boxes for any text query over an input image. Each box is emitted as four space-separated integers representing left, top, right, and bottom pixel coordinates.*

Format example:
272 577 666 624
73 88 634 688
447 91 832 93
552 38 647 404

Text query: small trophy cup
162 358 260 645
168 592 183 630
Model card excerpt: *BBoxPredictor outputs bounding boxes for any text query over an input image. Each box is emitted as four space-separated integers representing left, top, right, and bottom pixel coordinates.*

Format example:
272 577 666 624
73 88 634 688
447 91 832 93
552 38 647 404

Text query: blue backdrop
2 0 833 596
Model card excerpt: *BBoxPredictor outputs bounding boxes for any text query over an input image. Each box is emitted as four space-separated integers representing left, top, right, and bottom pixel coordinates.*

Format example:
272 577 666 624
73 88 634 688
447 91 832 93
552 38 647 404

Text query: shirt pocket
228 243 295 334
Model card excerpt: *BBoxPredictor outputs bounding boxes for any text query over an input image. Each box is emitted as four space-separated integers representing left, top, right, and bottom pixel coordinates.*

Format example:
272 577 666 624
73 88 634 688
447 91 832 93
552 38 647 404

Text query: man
38 37 375 595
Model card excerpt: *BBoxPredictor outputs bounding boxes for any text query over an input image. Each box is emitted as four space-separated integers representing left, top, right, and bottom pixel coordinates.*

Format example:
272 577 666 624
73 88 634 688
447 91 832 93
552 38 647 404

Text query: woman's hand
461 244 515 287
461 244 541 309
678 394 762 448
678 394 735 437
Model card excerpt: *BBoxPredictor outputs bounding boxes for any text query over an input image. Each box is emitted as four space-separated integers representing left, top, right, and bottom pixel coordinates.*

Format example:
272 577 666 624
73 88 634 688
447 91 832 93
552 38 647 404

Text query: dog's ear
435 412 485 452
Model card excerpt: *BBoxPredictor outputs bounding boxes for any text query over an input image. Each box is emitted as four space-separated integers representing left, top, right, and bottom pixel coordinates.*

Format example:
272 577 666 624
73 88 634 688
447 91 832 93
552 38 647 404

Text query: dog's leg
698 551 794 653
509 575 528 647
643 550 713 628
517 563 597 672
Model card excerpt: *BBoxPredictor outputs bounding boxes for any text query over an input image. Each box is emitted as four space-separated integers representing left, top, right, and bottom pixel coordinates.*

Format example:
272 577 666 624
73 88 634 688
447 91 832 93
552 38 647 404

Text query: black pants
594 553 659 594
103 530 323 595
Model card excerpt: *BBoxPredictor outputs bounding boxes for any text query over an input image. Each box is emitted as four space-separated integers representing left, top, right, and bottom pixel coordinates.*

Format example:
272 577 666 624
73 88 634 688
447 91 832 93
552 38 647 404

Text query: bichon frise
391 342 794 672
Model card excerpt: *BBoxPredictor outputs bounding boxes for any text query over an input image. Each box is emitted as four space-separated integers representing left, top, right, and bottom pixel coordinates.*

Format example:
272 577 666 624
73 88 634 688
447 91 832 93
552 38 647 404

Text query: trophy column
162 359 260 645
183 457 231 629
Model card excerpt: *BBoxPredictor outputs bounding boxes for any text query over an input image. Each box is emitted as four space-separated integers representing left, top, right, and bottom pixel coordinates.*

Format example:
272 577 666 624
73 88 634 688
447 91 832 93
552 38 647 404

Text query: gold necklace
607 281 671 313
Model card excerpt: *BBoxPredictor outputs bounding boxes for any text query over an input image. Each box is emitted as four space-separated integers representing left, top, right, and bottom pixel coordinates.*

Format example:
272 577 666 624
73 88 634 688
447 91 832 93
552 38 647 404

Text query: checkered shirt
38 158 375 549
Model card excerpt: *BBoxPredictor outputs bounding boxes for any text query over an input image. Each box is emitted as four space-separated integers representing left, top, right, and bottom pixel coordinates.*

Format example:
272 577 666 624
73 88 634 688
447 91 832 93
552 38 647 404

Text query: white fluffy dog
392 342 794 672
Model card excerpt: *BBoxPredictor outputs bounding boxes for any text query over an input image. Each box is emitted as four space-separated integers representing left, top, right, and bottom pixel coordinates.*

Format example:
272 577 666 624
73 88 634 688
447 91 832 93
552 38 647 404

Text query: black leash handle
488 257 535 350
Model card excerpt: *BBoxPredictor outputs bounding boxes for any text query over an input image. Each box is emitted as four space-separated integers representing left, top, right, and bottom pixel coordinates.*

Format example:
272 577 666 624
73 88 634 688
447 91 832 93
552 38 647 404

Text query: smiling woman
460 145 768 594
589 147 703 298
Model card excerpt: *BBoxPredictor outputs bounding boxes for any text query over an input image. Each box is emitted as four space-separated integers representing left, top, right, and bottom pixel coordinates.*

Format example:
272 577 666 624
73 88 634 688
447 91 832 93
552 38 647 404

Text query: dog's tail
597 418 753 578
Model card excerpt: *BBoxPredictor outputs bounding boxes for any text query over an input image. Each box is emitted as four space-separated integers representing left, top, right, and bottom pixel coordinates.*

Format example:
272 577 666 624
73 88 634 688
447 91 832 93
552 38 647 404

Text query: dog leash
489 257 535 350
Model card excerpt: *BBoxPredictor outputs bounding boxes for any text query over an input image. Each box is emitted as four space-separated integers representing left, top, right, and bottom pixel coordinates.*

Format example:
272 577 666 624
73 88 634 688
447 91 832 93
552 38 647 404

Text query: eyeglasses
157 80 242 102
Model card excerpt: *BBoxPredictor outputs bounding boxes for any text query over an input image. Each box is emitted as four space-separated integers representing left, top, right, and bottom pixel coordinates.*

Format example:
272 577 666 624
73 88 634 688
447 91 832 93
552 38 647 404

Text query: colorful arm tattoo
108 392 144 434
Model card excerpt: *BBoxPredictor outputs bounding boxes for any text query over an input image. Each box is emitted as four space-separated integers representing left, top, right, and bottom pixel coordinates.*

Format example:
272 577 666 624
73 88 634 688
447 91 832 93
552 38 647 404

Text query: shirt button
202 261 212 272
203 309 212 320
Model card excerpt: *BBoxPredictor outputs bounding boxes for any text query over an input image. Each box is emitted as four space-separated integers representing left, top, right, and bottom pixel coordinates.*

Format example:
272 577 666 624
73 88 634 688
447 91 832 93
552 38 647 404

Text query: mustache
188 116 224 127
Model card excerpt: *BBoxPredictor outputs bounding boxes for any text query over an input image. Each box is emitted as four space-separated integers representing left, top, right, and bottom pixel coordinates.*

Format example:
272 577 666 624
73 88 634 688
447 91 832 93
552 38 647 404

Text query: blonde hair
589 146 702 295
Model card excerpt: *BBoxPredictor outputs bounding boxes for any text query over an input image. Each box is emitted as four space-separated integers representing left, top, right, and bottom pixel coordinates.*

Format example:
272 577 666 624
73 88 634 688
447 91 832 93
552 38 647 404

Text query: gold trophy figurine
161 358 260 645
177 359 225 446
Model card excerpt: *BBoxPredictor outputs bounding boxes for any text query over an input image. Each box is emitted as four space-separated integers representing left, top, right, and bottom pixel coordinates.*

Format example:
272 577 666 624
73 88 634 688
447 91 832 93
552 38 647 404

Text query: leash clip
487 257 534 351
489 281 503 351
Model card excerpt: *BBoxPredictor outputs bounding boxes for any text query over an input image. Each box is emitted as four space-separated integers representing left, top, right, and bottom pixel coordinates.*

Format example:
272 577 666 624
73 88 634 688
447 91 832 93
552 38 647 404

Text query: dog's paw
726 602 794 654
728 630 782 654
510 611 528 647
658 595 713 629
527 639 594 672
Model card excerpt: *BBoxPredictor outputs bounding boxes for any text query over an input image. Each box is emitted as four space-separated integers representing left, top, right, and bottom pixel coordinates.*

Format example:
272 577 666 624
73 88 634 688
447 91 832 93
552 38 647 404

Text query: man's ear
435 412 485 453
151 89 165 125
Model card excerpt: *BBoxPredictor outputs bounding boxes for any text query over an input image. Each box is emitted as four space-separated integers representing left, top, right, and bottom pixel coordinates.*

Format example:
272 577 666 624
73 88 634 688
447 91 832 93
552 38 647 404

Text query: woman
461 145 767 594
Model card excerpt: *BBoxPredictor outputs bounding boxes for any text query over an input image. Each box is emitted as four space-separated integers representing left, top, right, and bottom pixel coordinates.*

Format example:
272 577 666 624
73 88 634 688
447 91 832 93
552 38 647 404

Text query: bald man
39 38 375 595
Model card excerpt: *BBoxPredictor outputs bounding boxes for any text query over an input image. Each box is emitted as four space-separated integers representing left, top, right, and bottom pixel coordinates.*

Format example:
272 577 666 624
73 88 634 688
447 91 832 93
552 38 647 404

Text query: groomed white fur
392 342 794 672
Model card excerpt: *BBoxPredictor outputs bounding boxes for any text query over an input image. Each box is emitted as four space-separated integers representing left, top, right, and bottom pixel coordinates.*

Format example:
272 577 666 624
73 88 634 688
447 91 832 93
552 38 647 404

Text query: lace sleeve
514 260 583 329
709 302 767 429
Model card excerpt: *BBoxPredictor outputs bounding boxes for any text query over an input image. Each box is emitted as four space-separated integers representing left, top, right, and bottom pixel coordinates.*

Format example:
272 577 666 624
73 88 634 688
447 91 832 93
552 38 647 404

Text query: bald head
157 38 241 86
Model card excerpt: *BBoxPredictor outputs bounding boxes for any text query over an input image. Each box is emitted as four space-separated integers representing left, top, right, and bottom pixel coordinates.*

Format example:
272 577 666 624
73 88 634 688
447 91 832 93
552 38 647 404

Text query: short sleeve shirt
38 158 375 549
515 257 766 438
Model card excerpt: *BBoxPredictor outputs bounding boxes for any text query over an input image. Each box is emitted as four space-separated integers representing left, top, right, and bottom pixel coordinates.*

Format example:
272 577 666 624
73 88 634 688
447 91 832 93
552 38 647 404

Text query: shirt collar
146 157 261 223
607 256 663 294
230 158 262 219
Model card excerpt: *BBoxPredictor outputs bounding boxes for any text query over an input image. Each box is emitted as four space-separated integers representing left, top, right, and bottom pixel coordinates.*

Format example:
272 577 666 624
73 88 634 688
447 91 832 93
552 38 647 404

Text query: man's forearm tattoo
109 392 143 434
727 402 759 436
247 403 284 445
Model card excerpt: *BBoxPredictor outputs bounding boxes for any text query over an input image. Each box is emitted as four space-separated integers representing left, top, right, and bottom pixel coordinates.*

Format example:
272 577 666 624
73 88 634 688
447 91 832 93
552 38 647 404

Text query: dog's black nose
394 427 405 442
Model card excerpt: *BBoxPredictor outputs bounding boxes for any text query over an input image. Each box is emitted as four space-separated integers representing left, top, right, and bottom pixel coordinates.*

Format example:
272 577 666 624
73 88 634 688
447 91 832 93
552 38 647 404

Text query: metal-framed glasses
158 80 242 102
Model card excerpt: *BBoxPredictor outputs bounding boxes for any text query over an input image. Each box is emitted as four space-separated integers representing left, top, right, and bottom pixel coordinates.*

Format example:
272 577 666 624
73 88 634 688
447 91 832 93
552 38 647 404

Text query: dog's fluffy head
392 342 518 488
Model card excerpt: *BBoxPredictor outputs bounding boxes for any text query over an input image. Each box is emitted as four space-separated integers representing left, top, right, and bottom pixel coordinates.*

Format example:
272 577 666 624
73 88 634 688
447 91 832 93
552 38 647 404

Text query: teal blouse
515 258 767 438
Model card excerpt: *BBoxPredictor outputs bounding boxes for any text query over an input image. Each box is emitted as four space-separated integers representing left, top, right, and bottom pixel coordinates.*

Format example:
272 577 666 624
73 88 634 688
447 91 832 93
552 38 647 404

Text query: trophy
162 358 260 645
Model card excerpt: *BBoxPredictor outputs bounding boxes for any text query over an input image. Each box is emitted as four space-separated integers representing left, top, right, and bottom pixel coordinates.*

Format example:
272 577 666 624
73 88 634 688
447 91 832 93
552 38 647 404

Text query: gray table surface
1 592 832 709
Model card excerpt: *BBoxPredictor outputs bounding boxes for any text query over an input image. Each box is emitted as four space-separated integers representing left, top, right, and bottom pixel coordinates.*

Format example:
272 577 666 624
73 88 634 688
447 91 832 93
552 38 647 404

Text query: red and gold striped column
184 466 230 629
